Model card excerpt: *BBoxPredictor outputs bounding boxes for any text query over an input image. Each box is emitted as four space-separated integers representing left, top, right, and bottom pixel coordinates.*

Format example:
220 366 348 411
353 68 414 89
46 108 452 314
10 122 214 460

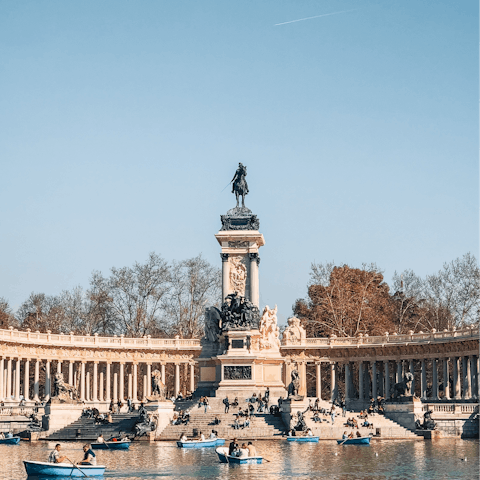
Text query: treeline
294 252 479 338
0 253 221 338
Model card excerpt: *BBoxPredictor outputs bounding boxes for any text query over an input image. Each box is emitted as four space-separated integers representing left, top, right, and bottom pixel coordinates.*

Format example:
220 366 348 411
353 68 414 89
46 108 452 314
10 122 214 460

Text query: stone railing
421 403 478 414
0 327 201 351
0 407 35 416
282 326 479 348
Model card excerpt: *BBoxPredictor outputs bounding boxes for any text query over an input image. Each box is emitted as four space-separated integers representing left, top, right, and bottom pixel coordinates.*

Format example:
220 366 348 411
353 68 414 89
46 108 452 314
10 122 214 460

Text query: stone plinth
144 400 175 438
42 403 84 435
280 398 310 431
384 398 423 431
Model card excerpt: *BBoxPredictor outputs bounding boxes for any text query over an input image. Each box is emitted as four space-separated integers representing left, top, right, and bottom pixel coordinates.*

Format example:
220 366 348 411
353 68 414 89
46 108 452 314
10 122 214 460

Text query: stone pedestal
384 397 423 431
144 400 175 438
42 403 84 435
280 398 310 431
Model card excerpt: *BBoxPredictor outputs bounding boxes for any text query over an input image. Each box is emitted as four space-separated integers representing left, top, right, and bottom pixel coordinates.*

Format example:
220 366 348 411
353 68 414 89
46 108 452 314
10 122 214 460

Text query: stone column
420 359 427 400
106 362 111 402
443 358 450 399
68 361 74 385
384 361 390 399
221 253 230 301
174 364 180 397
80 362 86 401
146 364 152 396
133 363 138 402
161 364 166 386
99 371 104 402
396 361 402 383
344 363 350 400
453 357 461 399
34 360 40 401
23 359 30 401
113 372 118 402
461 357 467 399
14 359 21 401
330 363 337 401
45 360 51 400
432 358 439 400
6 358 12 400
119 363 125 401
190 363 195 393
409 360 415 395
371 362 377 400
249 253 260 308
358 362 364 400
57 361 62 374
315 362 322 400
93 362 98 402
128 373 132 400
465 356 472 399
86 372 90 401
298 362 307 397
0 358 4 401
476 356 480 399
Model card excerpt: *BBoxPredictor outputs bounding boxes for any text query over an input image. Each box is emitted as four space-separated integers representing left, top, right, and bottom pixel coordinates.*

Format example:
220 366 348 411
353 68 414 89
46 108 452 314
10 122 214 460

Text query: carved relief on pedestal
259 305 280 350
283 317 306 345
229 255 247 295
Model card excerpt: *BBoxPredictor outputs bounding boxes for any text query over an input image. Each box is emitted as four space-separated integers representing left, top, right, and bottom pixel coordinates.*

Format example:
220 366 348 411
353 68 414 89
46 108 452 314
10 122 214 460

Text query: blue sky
0 1 478 325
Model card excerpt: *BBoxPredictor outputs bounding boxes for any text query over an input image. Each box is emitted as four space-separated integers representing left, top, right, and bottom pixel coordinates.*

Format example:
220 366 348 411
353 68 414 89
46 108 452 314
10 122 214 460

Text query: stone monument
196 165 286 399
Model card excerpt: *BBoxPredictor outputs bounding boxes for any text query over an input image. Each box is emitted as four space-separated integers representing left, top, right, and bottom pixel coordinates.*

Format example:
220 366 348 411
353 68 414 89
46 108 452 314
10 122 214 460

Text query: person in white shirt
200 432 205 441
96 434 104 443
180 433 188 442
306 428 313 437
238 443 249 458
209 430 216 439
48 444 67 464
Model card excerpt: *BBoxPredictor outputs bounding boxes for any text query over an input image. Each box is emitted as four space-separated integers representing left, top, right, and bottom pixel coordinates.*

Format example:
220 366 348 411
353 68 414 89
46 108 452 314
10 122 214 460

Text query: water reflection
1 439 478 480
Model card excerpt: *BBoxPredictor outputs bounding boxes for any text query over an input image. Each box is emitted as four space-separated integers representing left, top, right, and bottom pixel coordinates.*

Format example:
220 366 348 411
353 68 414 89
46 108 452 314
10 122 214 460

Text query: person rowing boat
48 444 67 464
78 444 97 465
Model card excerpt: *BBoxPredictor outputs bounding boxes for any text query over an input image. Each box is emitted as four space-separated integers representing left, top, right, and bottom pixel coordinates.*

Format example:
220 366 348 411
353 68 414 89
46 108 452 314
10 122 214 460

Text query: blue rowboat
24 460 106 477
287 436 319 443
0 436 20 445
92 440 130 450
177 438 225 448
337 436 371 445
216 447 263 464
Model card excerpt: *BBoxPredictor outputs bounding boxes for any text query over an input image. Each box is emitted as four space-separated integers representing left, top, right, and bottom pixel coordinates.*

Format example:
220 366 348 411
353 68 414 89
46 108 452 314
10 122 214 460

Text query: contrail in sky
274 9 359 26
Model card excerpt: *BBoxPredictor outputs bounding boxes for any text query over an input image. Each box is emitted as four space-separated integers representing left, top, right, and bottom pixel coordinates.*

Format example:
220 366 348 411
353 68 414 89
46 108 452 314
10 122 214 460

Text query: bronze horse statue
231 163 249 208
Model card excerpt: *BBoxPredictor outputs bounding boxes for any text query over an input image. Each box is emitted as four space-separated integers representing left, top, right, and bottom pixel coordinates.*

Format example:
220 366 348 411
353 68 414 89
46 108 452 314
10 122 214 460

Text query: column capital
93 361 99 365
221 253 229 262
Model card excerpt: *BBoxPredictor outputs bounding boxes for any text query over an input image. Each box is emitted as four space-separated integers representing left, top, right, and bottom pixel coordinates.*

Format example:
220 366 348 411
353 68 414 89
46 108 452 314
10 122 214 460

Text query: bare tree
16 293 63 333
0 298 17 329
163 255 221 338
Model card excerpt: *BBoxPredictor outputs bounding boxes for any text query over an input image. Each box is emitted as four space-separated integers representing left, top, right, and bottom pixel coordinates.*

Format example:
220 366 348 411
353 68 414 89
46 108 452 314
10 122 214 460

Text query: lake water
1 439 478 480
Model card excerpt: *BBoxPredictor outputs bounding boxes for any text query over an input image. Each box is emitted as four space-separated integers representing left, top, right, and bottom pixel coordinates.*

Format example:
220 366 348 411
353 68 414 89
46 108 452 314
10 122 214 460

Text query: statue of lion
391 372 414 399
150 369 166 400
287 368 302 399
52 372 78 401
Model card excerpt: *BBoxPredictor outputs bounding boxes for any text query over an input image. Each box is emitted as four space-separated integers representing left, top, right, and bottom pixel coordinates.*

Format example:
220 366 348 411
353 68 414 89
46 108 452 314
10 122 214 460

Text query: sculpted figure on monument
231 163 249 208
149 369 166 401
220 292 260 331
391 372 414 400
287 368 303 400
259 305 281 350
283 317 306 344
51 372 78 403
204 306 222 343
415 410 437 430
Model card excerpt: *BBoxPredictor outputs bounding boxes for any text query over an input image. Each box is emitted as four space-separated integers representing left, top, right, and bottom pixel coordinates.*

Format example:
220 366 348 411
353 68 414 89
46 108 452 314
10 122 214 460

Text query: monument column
432 358 439 400
23 359 30 401
409 360 415 395
465 356 472 399
396 361 402 383
113 371 118 402
133 363 138 402
371 361 377 400
146 364 152 396
297 362 307 397
420 359 427 400
68 361 74 385
330 363 337 401
358 362 364 400
119 362 125 401
105 362 111 402
453 357 461 399
221 254 230 301
0 358 4 401
443 358 450 399
80 361 86 401
6 358 12 400
190 363 195 393
45 360 51 400
174 364 180 397
34 359 40 401
99 370 104 402
249 253 260 308
57 360 62 374
315 362 322 400
161 364 166 386
14 358 21 401
384 361 390 399
93 362 98 402
344 363 351 401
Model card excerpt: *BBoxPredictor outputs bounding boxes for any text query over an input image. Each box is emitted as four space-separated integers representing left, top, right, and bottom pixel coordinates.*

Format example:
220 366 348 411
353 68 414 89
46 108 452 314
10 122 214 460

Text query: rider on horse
231 163 249 207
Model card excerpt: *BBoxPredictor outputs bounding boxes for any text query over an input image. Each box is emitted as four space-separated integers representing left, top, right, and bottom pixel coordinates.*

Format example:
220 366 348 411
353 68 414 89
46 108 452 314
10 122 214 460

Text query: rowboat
216 447 263 464
287 435 319 443
92 440 130 450
177 438 225 448
23 460 106 477
337 436 371 445
0 436 20 445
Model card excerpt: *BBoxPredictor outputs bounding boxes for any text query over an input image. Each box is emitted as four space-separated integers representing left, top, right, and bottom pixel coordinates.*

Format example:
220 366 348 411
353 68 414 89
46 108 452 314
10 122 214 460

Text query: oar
66 457 87 477
339 437 349 445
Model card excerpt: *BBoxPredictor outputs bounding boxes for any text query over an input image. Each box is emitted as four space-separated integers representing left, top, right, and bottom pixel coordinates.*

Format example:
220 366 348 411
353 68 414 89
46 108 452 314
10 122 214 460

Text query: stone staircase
46 413 141 441
158 396 286 440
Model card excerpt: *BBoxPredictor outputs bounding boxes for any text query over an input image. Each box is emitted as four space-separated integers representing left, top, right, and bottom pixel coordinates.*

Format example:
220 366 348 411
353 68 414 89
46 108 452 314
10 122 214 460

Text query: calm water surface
0 439 478 480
